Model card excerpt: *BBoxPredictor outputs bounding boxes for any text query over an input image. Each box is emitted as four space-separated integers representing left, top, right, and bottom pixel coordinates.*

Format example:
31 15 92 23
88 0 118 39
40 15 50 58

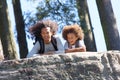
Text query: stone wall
0 51 120 80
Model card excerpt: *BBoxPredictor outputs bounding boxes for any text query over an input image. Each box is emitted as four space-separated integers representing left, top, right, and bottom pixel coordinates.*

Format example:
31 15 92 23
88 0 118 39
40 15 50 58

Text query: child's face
41 27 52 44
67 33 78 45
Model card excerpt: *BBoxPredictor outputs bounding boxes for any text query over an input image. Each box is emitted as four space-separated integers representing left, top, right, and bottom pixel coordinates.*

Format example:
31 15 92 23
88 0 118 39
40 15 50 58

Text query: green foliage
24 0 80 34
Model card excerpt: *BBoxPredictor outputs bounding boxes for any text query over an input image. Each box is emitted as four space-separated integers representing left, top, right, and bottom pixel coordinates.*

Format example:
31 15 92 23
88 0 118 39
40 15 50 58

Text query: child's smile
67 33 78 45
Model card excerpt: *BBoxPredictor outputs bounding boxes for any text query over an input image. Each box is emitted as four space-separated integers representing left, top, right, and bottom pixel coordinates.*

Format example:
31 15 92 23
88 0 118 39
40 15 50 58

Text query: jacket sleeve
79 40 85 47
64 41 68 49
27 41 40 58
55 36 65 53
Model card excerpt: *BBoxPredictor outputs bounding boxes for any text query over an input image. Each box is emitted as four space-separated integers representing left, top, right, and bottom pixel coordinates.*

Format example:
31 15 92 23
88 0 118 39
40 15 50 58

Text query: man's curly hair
29 19 58 37
62 24 84 41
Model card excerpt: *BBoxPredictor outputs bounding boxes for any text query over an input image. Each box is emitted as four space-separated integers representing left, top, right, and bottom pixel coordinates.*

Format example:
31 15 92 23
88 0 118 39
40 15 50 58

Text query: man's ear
50 30 54 35
52 31 56 35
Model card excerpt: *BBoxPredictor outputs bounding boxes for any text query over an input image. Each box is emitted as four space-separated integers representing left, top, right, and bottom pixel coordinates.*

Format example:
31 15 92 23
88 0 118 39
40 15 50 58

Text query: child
62 24 86 53
27 20 64 58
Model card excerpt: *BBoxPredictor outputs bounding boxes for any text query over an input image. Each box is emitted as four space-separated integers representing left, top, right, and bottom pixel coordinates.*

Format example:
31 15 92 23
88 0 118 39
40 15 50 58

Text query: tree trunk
12 0 28 58
0 0 18 59
0 38 4 60
76 0 97 51
96 0 120 50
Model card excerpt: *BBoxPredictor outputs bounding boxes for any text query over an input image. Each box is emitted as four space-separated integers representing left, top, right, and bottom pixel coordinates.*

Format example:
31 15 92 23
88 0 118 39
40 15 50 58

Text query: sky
87 0 107 51
7 0 120 54
87 0 120 51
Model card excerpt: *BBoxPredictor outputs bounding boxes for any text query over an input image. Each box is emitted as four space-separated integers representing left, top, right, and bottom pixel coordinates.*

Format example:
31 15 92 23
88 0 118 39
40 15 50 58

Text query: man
27 20 64 58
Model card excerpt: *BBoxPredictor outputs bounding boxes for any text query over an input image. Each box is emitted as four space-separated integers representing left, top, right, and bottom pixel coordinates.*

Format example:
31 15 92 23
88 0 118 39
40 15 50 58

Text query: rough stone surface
0 51 120 80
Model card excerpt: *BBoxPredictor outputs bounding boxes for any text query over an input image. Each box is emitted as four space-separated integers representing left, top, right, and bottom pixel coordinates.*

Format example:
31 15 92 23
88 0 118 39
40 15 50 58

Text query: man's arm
27 41 40 58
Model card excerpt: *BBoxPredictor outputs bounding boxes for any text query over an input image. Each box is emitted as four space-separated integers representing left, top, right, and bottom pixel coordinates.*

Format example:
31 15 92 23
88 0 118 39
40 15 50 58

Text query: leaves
24 0 80 34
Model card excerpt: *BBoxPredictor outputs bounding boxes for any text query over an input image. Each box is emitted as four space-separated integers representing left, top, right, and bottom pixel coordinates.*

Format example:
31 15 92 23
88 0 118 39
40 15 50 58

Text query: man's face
41 27 52 44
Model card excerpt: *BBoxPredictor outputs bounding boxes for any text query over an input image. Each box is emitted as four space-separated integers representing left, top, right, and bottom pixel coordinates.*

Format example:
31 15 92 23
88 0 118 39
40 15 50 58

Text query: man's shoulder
53 35 58 38
52 35 60 40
